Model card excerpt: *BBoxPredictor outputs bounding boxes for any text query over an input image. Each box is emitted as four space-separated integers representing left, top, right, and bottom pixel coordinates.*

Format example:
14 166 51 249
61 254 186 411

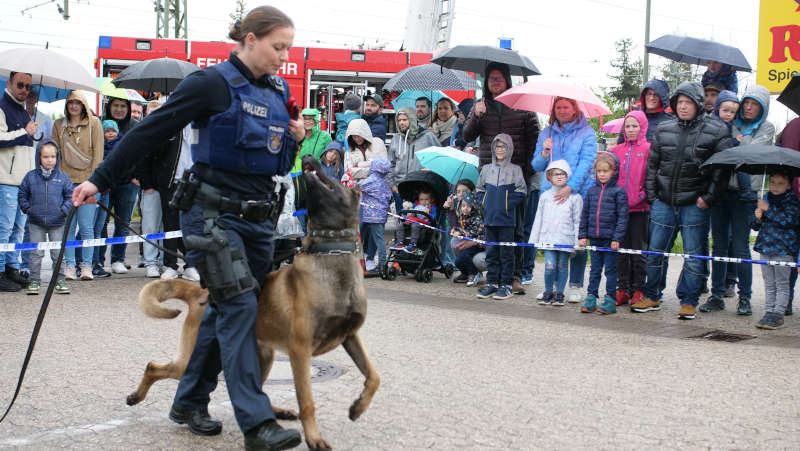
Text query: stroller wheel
423 269 433 283
443 264 455 279
387 267 398 281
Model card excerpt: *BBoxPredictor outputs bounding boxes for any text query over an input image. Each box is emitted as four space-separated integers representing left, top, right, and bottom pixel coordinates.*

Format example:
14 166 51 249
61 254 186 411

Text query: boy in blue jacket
578 152 628 314
18 140 74 295
476 134 526 300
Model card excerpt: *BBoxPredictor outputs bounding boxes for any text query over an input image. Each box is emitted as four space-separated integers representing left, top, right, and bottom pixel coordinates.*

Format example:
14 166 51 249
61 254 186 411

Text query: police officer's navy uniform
88 53 298 434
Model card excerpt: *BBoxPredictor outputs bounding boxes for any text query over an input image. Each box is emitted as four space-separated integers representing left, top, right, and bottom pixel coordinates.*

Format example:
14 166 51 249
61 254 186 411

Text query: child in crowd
451 191 485 286
610 111 650 307
358 158 392 275
446 179 476 283
392 188 437 254
751 171 800 330
92 120 124 278
335 92 362 145
319 142 344 181
529 159 582 306
578 152 628 314
17 141 73 295
475 134 526 300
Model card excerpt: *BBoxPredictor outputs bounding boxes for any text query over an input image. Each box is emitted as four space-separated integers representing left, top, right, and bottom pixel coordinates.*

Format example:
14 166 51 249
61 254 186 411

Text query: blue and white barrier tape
0 231 184 253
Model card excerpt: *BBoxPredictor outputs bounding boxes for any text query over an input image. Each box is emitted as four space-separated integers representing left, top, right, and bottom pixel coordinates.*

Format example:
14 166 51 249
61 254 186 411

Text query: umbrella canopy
431 45 541 77
600 117 625 134
701 145 800 178
495 78 612 118
777 74 800 116
96 77 146 103
645 34 752 72
0 47 98 92
383 64 477 92
415 146 480 185
391 90 454 111
0 75 68 103
111 57 200 93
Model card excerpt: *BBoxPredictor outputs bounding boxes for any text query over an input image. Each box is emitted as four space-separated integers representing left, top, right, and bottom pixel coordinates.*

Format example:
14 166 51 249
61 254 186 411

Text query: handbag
59 118 93 171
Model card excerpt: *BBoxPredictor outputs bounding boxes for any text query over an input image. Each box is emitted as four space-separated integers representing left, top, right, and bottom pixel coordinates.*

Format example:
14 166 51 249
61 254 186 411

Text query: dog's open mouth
303 163 334 191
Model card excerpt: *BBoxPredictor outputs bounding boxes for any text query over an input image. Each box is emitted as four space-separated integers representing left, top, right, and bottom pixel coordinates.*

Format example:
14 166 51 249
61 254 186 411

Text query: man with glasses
0 72 38 291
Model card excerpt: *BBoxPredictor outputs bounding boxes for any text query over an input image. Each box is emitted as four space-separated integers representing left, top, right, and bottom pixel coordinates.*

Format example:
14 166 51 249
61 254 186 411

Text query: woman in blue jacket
532 97 597 302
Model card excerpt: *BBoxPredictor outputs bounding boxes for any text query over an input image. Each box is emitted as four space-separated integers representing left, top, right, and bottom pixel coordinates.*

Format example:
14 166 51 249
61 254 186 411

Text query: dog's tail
139 279 209 319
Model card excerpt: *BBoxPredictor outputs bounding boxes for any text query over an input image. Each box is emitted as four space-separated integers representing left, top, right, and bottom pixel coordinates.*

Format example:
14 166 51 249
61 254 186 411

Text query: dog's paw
126 393 140 406
272 405 299 420
307 437 332 451
348 397 364 421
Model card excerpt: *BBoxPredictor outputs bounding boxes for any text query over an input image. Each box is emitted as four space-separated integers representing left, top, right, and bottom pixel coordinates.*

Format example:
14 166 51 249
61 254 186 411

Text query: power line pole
154 0 187 39
643 0 651 81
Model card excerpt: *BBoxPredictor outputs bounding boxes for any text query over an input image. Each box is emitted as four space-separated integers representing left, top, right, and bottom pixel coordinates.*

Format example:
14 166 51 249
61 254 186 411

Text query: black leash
0 201 183 423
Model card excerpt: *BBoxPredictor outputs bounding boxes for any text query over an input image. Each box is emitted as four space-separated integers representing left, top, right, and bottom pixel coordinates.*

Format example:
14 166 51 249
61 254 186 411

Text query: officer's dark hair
228 6 294 44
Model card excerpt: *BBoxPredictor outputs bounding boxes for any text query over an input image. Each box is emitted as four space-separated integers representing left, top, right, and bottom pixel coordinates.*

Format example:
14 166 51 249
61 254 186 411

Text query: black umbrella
430 45 541 77
701 144 800 178
383 64 478 91
397 170 451 209
777 75 800 116
645 34 752 72
112 57 200 93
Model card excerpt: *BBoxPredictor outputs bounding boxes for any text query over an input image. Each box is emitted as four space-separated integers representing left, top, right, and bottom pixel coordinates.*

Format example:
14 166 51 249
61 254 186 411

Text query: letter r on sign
769 25 800 63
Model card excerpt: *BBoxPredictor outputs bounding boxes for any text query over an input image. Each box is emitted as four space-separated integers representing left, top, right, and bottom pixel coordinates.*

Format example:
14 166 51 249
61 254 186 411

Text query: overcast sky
1 0 794 126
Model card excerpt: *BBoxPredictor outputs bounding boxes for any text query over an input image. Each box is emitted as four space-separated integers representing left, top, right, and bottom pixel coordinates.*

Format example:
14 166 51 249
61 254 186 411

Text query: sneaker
80 265 94 280
26 281 40 295
453 272 469 283
538 292 553 305
521 275 533 285
566 288 582 303
581 295 597 313
631 297 661 313
364 260 376 272
0 273 22 292
390 243 404 250
146 265 161 278
182 267 201 282
699 295 725 313
493 285 513 300
161 267 180 280
737 297 752 316
111 261 128 274
476 284 498 299
511 277 526 295
5 267 27 285
536 291 545 300
724 283 736 298
615 290 630 306
678 303 696 320
64 266 77 280
92 264 111 278
598 295 617 314
552 293 566 307
54 280 70 294
756 312 784 330
467 273 482 287
403 243 417 253
631 290 645 306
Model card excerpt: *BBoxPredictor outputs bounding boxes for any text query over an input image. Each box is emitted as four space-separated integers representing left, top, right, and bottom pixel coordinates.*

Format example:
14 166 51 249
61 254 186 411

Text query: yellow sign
757 0 800 93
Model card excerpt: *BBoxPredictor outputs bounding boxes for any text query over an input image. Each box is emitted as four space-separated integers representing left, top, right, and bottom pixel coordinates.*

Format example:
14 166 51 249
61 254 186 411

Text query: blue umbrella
391 90 454 112
645 34 752 72
415 146 479 185
0 75 69 102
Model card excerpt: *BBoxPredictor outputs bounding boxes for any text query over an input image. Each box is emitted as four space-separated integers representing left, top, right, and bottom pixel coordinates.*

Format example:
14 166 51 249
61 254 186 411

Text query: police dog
126 155 379 450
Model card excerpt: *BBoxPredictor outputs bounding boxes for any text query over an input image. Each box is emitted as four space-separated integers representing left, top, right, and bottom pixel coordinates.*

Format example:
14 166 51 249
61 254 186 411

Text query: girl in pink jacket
610 110 650 307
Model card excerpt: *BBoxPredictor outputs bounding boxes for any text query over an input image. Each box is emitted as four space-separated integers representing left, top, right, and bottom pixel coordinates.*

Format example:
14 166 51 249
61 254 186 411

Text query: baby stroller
382 170 455 283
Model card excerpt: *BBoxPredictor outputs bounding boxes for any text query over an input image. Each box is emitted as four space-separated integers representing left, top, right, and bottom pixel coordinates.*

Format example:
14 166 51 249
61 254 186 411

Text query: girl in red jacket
610 110 650 307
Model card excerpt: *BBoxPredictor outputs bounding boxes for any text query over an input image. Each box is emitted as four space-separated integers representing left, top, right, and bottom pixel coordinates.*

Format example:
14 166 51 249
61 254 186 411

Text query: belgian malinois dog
126 155 379 450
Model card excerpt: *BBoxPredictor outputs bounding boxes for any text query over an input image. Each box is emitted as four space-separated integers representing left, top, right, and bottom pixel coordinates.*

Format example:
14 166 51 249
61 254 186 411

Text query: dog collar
307 228 358 239
306 241 357 255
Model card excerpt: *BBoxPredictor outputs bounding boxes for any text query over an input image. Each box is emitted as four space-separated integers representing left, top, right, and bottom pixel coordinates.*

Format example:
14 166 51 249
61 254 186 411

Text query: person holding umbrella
71 5 303 449
462 62 540 294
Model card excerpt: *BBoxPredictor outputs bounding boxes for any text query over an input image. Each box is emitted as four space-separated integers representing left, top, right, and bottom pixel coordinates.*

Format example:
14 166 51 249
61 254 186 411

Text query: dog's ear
349 186 361 207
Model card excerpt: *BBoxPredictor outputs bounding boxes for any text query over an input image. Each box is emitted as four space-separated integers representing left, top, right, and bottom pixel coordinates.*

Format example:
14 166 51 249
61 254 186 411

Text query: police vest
191 60 294 176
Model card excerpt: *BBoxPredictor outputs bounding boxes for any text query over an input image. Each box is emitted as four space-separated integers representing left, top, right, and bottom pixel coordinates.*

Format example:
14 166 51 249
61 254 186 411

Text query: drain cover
265 356 346 385
687 330 756 343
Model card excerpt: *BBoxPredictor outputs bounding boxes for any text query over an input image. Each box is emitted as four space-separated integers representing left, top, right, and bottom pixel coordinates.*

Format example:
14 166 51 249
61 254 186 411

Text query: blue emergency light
498 38 512 50
98 36 111 49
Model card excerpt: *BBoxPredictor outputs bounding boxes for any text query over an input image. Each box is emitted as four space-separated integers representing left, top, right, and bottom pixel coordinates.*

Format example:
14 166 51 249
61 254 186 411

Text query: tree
605 38 644 110
658 60 701 93
230 0 248 26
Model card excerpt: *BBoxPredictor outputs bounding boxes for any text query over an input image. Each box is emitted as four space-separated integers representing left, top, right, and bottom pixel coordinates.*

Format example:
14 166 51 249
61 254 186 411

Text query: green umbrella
96 77 146 103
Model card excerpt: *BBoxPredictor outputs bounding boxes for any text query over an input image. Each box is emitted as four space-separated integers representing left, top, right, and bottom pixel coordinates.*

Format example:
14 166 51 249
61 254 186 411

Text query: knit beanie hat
102 120 119 133
344 92 362 111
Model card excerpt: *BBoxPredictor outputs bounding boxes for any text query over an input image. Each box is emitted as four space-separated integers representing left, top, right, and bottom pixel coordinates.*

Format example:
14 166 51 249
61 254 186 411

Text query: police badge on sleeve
268 125 285 154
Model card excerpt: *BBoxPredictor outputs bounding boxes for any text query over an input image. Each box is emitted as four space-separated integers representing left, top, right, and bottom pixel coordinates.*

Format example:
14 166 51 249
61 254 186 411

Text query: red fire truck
96 35 471 135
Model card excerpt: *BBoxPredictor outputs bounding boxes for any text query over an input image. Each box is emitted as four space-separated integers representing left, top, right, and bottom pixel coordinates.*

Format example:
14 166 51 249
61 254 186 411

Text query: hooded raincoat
579 152 628 242
18 140 74 228
732 85 775 193
291 108 333 173
532 112 597 196
386 107 440 186
319 141 344 181
638 79 672 143
476 133 527 226
358 158 392 223
610 110 650 212
52 90 104 183
529 159 583 251
343 118 387 181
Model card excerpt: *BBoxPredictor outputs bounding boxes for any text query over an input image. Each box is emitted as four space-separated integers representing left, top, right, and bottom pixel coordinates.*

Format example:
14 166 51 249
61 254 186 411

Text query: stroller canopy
397 170 450 208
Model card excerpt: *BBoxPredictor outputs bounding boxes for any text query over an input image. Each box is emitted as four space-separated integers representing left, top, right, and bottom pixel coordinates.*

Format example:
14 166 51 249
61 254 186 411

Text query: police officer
72 6 303 450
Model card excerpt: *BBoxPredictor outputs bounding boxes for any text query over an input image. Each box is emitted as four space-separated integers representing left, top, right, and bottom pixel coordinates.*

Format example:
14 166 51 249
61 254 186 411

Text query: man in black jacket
632 81 732 320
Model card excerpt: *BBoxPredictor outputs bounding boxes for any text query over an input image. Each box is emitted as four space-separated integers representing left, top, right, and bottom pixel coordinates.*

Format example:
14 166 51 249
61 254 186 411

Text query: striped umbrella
383 64 478 91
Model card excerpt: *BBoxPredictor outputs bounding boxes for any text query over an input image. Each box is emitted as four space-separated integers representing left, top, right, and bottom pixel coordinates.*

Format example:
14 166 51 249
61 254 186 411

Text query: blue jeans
360 222 386 267
65 189 98 268
569 249 587 287
440 222 455 267
543 250 570 294
521 190 540 279
392 191 403 218
485 226 514 286
645 199 710 306
587 238 618 297
710 191 754 299
454 242 482 276
93 192 110 266
0 185 27 271
109 183 138 263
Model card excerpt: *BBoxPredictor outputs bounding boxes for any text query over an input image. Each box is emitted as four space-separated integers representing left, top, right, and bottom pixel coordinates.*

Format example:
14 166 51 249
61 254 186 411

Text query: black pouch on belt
169 172 201 211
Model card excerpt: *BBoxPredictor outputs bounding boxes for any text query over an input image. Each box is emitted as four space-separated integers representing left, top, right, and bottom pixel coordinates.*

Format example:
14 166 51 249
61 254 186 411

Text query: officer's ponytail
228 6 294 44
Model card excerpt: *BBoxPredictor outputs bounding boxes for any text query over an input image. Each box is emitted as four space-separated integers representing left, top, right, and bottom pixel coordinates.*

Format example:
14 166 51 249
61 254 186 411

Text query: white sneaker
64 266 77 281
536 292 545 300
182 267 201 282
567 289 582 303
111 262 128 274
160 267 179 280
80 265 94 280
146 265 161 278
365 260 376 271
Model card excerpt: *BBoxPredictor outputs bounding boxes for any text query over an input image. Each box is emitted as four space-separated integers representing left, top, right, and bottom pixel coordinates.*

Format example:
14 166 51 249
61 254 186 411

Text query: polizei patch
242 101 268 118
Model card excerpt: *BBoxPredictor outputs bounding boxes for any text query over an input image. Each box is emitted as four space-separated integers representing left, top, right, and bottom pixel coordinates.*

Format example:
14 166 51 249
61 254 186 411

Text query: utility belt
169 171 284 223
